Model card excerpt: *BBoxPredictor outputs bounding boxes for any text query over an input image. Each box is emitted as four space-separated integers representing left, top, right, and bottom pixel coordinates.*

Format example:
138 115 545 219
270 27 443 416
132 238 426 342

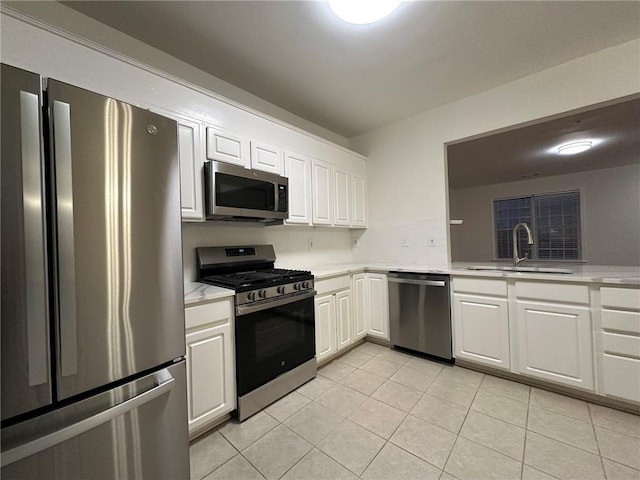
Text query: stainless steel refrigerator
1 63 190 479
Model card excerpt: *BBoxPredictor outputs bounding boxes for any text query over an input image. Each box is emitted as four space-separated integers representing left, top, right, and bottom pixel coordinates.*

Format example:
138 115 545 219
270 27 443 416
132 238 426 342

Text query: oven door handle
236 290 316 316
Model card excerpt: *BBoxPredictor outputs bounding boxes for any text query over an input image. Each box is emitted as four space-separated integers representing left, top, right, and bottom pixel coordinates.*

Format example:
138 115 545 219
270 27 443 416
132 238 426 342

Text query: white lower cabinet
352 273 367 342
314 271 375 365
599 286 640 402
314 288 353 364
453 293 510 370
184 298 235 436
336 289 353 350
366 273 389 340
515 301 593 390
315 293 337 364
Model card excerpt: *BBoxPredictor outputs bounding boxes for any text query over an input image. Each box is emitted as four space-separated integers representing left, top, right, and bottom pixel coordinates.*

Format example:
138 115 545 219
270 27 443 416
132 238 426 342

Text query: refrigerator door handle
0 368 176 468
20 90 49 387
52 100 78 377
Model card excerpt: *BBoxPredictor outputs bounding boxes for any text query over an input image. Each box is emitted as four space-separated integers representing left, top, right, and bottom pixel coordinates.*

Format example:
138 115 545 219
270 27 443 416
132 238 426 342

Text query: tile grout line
521 381 531 480
438 371 485 477
588 403 609 480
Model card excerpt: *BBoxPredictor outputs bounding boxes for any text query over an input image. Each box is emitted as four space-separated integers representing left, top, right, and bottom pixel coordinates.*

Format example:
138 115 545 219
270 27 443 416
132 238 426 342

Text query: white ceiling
61 1 640 138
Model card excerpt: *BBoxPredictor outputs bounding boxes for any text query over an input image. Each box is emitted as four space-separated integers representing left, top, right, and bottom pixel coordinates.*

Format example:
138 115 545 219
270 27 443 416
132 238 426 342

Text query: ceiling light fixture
329 0 401 25
556 141 593 155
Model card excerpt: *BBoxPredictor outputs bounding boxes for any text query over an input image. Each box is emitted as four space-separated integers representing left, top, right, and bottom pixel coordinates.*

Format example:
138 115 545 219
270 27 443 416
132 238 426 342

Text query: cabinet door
315 294 336 364
177 118 204 221
185 322 235 434
352 173 367 227
284 152 312 225
251 141 284 175
206 125 249 168
311 159 333 225
453 294 510 370
366 274 389 340
352 274 367 341
336 289 353 351
602 354 640 402
334 168 351 226
516 301 593 391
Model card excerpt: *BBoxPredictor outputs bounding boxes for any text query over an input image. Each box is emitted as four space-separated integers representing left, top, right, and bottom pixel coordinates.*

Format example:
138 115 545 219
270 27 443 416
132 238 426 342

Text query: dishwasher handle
387 277 446 287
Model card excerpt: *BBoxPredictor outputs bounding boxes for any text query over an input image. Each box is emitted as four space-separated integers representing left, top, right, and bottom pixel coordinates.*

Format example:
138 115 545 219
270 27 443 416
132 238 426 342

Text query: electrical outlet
401 238 409 247
427 237 437 247
307 239 314 250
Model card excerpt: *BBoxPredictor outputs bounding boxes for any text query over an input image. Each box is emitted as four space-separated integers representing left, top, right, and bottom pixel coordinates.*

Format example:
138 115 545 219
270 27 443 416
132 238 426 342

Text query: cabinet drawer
452 277 507 297
602 354 640 402
602 332 640 358
601 309 640 335
185 299 232 330
515 281 589 304
315 275 350 295
601 287 640 310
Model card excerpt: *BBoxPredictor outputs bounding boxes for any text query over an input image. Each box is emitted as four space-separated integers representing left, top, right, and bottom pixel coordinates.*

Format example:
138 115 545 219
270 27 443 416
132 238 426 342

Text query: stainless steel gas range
196 245 316 421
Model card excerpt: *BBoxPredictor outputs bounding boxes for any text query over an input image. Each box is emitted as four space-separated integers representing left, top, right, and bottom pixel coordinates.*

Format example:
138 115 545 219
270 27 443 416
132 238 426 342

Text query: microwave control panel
277 184 288 212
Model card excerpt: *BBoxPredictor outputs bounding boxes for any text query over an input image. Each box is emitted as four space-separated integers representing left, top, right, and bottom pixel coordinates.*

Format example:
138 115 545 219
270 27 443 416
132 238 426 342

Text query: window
494 191 581 261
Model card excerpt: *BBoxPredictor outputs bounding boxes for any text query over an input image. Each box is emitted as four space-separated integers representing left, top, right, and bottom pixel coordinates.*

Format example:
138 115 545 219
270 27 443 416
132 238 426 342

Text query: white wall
349 39 640 266
449 164 640 265
182 225 353 283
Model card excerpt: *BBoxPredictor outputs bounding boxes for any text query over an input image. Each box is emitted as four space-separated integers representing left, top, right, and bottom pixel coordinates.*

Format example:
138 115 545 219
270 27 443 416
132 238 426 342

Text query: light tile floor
190 342 640 480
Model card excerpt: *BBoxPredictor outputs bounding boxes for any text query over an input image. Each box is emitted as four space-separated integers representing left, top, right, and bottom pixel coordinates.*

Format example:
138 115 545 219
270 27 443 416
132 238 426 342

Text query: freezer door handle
52 100 78 377
0 368 176 468
20 90 49 387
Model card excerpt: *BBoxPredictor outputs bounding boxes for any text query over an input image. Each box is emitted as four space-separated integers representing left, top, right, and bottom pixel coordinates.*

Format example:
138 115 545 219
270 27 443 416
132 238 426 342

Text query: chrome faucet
513 222 534 266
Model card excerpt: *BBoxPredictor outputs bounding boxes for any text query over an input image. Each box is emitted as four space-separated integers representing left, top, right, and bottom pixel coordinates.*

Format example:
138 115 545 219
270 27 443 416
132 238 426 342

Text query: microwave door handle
274 182 279 212
20 90 49 386
53 100 78 377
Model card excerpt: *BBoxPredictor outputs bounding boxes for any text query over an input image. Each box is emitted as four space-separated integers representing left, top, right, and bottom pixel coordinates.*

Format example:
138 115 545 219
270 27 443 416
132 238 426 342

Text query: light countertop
302 262 640 286
184 282 234 306
185 263 638 304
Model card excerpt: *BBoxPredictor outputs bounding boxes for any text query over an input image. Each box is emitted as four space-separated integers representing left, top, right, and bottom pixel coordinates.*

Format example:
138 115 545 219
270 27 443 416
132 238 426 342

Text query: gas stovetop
201 268 312 291
196 245 315 305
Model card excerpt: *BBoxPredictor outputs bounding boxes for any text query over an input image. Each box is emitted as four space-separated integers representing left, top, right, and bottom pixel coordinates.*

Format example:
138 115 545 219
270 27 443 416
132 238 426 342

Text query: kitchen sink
466 265 574 274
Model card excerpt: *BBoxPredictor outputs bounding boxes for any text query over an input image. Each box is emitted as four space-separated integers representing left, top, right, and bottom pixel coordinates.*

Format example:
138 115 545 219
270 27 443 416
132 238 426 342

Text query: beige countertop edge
307 264 640 286
184 282 234 306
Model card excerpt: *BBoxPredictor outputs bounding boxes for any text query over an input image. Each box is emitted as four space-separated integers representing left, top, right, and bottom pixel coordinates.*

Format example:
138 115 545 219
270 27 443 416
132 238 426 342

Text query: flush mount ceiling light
329 0 401 25
556 141 593 155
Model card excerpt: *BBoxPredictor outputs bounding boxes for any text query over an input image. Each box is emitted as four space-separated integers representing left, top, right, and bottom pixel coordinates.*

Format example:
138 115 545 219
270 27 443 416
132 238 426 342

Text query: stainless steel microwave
204 160 288 224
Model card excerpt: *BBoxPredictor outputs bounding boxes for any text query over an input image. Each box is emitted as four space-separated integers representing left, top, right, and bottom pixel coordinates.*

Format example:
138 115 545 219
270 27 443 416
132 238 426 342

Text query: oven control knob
248 291 256 301
293 282 301 291
258 289 267 299
302 281 311 289
277 286 286 294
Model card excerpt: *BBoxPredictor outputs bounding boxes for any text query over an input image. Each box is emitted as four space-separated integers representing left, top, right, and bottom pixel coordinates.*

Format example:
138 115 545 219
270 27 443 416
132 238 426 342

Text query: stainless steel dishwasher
388 272 453 361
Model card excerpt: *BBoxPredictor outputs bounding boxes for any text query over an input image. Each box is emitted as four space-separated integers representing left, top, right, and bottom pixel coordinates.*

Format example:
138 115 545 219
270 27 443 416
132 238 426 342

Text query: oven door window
235 296 315 396
215 173 275 211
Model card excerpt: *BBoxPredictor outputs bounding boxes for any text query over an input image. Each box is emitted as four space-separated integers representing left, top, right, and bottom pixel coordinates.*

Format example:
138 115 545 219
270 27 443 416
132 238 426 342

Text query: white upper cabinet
312 159 334 225
334 167 351 226
150 108 205 222
177 118 204 222
250 141 284 175
352 173 367 228
284 151 312 225
206 125 250 168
